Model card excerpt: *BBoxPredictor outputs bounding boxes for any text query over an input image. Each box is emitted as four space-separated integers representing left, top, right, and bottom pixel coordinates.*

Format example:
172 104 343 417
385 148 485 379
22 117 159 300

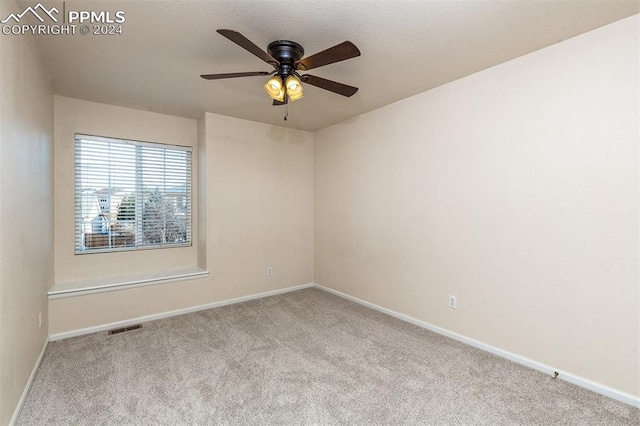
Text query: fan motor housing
268 40 304 74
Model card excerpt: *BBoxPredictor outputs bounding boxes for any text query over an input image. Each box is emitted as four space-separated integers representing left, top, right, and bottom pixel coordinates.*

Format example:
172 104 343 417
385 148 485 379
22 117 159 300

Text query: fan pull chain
284 102 289 121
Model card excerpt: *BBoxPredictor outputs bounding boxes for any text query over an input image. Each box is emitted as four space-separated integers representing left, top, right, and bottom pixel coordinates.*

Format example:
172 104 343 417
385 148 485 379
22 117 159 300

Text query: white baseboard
49 283 314 342
313 283 640 409
10 337 49 425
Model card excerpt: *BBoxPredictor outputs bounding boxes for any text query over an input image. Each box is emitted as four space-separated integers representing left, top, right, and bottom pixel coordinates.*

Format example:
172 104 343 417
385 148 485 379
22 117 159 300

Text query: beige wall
53 96 199 283
203 113 314 301
314 15 639 397
49 112 314 334
0 5 54 423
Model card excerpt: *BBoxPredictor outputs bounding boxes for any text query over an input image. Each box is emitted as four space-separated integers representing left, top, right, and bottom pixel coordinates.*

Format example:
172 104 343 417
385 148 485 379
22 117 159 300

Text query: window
75 134 192 253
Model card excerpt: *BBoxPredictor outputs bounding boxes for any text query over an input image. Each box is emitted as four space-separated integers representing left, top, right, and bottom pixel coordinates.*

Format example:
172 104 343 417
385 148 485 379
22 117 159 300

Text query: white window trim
48 267 209 299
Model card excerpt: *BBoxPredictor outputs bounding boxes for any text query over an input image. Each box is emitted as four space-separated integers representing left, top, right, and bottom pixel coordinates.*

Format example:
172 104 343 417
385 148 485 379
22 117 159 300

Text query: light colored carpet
18 288 639 425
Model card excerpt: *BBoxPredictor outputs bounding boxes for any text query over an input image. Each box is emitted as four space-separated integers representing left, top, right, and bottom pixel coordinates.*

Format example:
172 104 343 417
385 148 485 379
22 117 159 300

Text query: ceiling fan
201 30 361 107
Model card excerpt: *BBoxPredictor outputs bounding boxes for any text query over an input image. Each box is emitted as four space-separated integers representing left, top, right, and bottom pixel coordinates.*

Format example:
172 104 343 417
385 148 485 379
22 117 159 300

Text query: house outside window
75 134 192 253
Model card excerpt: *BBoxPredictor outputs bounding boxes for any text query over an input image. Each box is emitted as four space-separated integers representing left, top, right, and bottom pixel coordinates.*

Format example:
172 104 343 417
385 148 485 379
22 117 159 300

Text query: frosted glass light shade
264 76 285 101
285 75 303 101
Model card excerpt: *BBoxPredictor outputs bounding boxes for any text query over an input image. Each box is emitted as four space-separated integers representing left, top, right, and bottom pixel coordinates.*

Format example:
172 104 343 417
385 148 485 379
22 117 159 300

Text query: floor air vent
108 324 142 335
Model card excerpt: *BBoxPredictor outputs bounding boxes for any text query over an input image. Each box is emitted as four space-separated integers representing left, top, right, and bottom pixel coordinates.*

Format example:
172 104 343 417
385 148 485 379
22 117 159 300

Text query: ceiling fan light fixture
285 75 303 101
264 76 285 101
203 31 361 106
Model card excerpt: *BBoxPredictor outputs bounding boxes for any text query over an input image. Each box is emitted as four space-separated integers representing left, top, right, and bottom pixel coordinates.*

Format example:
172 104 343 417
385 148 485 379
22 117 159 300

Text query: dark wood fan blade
217 29 279 66
201 71 271 80
296 41 360 71
300 74 358 97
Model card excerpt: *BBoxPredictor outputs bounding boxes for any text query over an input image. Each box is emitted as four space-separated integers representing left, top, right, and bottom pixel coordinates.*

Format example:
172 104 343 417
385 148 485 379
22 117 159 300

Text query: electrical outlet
266 266 272 276
38 312 42 328
448 295 457 309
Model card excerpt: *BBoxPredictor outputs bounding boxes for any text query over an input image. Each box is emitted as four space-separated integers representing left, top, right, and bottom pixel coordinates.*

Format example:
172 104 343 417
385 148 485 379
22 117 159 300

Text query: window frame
74 133 193 255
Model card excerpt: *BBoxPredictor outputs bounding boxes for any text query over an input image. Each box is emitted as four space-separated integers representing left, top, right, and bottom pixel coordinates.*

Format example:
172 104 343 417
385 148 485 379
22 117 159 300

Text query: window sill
48 267 209 299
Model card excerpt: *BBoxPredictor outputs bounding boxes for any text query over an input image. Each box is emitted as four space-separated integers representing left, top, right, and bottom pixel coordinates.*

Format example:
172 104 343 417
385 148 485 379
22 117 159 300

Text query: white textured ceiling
22 0 639 131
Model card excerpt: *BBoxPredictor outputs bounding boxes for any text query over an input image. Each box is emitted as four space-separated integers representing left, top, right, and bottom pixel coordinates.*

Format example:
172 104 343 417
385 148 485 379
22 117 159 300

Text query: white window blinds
75 134 192 253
